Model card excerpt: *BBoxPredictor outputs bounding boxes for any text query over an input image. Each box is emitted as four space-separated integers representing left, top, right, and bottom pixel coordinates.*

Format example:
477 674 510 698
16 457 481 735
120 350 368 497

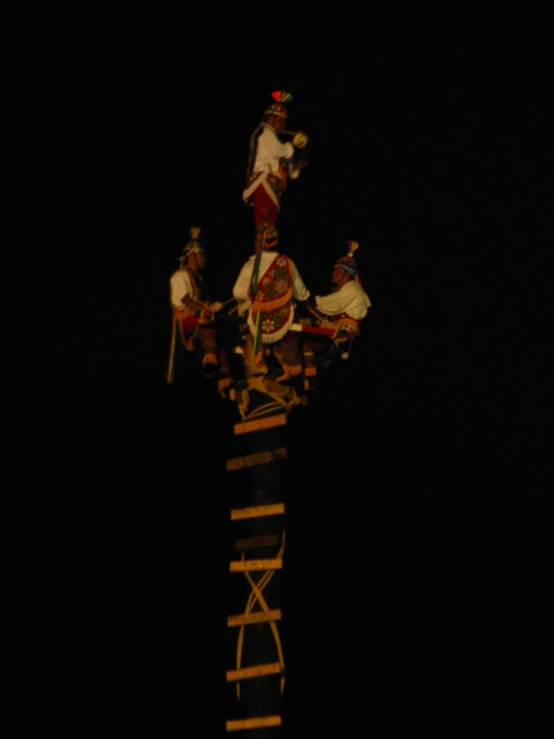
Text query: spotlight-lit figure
167 227 223 381
243 91 308 252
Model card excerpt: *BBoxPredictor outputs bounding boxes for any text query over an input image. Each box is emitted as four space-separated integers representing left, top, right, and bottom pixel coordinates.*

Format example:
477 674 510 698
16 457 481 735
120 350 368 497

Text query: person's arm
315 289 349 316
315 282 370 319
181 294 212 314
290 260 311 302
172 270 215 318
262 129 306 177
340 282 371 320
232 264 251 302
280 133 308 179
170 271 189 311
286 157 308 180
265 129 294 161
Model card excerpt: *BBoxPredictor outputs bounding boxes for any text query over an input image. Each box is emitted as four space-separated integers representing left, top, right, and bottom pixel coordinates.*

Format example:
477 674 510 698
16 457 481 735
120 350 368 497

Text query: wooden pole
225 409 289 737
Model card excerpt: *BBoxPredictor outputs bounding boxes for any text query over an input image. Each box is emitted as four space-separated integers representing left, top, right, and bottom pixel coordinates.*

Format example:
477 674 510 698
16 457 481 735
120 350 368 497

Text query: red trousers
251 184 279 226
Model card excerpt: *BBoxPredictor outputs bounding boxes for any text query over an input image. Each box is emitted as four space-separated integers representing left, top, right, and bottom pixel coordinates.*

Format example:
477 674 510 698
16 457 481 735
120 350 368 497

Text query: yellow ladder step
227 609 282 627
226 716 282 731
226 661 282 682
226 447 287 471
233 415 287 435
230 503 285 521
229 558 282 572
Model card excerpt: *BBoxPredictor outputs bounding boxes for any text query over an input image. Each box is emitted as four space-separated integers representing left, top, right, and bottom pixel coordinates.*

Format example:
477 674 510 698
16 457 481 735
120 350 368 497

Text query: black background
4 5 552 737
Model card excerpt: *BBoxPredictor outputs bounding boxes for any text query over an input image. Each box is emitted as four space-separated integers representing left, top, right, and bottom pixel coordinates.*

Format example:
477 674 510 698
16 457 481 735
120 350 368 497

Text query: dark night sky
5 6 552 738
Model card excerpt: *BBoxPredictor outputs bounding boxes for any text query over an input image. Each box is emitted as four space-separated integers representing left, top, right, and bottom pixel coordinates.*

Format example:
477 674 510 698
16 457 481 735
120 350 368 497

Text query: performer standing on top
242 91 308 251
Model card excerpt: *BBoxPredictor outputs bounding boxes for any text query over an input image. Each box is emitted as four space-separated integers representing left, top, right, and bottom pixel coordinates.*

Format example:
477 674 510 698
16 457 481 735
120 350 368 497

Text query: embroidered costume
168 228 219 371
232 224 311 380
315 241 371 336
243 92 308 250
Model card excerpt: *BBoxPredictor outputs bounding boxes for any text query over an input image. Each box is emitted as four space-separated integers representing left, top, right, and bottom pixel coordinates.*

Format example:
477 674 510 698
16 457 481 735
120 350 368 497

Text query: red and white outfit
303 280 371 368
169 267 217 357
242 124 301 227
233 251 310 344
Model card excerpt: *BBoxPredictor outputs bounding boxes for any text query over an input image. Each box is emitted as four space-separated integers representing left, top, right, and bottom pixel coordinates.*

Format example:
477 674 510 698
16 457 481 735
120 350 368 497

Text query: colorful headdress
179 226 205 263
264 90 293 119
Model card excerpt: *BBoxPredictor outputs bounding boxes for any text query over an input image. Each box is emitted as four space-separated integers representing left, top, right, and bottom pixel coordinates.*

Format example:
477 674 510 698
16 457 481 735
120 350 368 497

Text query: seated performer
168 227 223 373
303 241 371 373
315 241 371 334
242 91 308 251
232 223 313 387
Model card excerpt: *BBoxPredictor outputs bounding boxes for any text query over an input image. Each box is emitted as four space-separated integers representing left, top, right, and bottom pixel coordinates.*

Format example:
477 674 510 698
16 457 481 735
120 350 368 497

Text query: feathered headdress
265 90 294 119
179 226 205 264
336 240 363 285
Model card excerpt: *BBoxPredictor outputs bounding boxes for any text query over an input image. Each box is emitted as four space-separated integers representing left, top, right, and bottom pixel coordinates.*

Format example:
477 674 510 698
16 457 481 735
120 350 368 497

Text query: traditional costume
315 241 371 333
243 92 307 249
301 241 371 373
168 228 219 369
232 224 310 380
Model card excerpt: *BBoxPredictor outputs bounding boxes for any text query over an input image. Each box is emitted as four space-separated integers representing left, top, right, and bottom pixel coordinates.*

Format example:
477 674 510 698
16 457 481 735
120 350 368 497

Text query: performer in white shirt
299 241 371 376
168 228 222 372
243 91 308 251
232 223 312 382
315 241 371 333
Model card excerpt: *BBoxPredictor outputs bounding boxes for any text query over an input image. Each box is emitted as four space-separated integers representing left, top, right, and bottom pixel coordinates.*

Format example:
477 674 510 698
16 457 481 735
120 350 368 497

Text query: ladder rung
226 661 282 681
226 716 282 731
234 415 287 435
230 503 285 521
226 447 287 471
229 558 282 572
227 609 282 627
235 534 280 551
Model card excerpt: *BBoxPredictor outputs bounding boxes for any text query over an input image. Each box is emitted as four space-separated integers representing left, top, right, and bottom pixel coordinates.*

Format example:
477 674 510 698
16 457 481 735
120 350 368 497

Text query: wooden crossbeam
226 715 282 731
233 415 287 435
235 534 280 551
226 661 281 682
226 447 287 471
227 609 282 627
229 558 282 572
230 503 285 521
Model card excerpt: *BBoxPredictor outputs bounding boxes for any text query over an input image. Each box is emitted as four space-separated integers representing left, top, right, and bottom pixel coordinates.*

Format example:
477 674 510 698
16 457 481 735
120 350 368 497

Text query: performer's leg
199 325 219 368
301 340 318 378
178 315 198 351
216 348 234 396
273 333 303 381
242 335 268 378
252 186 279 226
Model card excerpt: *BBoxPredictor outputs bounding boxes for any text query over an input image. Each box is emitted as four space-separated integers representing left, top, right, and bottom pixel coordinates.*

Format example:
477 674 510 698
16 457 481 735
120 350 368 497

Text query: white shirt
242 125 300 204
169 268 195 311
315 280 371 321
233 252 311 314
252 125 296 176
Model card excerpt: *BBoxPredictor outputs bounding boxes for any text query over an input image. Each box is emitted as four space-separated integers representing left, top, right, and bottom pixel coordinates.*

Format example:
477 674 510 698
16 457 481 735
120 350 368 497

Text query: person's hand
292 131 309 149
199 309 214 323
320 318 336 330
209 301 223 312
